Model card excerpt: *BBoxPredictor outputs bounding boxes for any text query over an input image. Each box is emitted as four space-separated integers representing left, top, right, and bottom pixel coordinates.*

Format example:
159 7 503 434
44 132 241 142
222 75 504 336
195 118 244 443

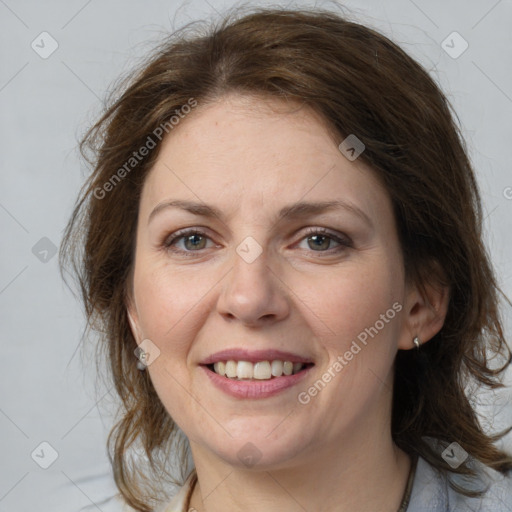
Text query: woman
60 6 512 512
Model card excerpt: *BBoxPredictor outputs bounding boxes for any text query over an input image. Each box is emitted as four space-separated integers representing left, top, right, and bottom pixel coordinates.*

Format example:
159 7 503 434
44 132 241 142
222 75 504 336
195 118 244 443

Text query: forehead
140 94 392 226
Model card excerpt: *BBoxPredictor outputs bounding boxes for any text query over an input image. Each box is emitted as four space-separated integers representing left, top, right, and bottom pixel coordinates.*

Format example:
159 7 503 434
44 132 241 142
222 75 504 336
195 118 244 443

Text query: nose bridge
234 235 271 285
217 234 289 324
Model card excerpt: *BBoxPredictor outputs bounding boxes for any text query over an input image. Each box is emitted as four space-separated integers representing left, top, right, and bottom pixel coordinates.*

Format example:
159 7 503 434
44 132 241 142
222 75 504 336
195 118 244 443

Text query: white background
1 0 511 510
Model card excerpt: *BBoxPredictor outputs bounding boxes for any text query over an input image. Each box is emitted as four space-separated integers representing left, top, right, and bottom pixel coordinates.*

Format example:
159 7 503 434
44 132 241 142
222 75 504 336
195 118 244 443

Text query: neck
188 422 412 512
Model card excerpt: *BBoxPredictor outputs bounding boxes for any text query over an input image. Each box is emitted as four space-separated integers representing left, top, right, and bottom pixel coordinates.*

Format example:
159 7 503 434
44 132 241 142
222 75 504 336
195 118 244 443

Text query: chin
204 428 309 471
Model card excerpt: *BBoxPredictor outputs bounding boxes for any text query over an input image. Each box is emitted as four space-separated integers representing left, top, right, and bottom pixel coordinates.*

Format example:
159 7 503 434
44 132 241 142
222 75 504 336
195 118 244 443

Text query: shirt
151 455 512 512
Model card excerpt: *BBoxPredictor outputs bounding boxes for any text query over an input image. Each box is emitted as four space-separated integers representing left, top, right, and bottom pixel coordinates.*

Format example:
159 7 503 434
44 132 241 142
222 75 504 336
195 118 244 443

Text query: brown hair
60 5 512 511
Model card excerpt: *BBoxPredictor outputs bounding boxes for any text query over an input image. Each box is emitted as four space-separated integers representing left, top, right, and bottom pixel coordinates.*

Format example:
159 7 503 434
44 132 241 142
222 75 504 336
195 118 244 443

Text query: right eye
163 228 216 256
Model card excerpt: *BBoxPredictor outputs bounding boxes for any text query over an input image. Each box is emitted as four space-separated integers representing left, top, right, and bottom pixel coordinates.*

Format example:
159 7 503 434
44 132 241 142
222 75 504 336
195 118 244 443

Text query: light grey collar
407 455 512 511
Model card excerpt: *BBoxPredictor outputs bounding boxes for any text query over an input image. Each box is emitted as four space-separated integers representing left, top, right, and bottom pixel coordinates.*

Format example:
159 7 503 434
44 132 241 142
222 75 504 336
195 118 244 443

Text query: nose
216 244 290 327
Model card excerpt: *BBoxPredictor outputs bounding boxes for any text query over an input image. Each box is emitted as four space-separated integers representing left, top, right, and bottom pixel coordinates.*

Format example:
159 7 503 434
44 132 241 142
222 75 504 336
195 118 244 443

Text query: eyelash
162 227 352 257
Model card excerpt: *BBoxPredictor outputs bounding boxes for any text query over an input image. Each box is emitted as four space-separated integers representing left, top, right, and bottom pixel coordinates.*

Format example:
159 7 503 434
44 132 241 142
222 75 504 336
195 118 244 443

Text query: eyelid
299 226 352 244
162 227 216 250
293 227 352 254
162 225 353 256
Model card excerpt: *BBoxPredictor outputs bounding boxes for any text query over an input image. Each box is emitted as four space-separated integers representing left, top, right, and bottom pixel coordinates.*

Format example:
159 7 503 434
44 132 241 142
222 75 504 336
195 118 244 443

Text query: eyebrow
148 199 372 227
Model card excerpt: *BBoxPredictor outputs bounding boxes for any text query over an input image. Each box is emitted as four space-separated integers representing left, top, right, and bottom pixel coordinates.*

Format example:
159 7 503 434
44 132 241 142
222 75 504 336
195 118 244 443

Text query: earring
413 335 429 374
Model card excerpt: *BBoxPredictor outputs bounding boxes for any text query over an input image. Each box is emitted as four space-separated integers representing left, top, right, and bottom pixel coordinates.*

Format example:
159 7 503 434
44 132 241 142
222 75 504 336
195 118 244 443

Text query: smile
200 362 314 399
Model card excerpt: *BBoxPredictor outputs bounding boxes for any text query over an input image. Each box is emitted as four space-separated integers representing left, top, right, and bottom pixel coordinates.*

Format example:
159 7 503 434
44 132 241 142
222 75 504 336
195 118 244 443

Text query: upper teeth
212 360 305 380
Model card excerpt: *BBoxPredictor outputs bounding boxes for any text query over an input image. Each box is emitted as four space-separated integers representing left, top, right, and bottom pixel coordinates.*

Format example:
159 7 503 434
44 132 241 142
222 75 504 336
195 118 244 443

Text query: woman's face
128 93 414 469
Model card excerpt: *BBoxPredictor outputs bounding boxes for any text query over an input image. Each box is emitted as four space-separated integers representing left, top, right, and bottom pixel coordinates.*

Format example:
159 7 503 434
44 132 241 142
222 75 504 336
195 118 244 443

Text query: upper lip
200 348 314 365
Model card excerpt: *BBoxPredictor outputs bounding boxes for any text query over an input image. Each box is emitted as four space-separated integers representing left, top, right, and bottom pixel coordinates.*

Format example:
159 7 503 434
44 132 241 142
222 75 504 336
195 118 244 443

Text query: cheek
133 264 191 346
308 256 403 361
132 261 221 358
132 263 213 433
295 261 402 420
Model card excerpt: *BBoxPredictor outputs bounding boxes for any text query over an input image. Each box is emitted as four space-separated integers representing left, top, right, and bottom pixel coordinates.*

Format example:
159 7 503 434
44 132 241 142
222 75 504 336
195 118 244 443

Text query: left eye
297 228 346 252
163 228 350 256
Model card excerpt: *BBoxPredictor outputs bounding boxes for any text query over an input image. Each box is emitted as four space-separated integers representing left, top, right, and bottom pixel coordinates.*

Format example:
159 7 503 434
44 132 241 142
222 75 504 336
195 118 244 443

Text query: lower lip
201 365 313 399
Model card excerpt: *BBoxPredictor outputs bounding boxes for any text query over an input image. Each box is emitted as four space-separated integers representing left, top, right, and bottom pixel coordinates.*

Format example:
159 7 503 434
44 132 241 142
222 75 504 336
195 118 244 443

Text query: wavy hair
60 6 512 511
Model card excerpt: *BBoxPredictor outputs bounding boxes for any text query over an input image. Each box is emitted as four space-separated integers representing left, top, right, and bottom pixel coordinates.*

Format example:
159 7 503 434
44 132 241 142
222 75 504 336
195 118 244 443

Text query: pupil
310 234 329 250
186 234 204 250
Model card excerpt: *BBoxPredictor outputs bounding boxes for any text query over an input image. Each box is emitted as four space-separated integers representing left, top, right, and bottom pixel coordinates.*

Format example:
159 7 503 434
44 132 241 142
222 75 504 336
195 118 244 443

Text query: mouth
199 349 315 399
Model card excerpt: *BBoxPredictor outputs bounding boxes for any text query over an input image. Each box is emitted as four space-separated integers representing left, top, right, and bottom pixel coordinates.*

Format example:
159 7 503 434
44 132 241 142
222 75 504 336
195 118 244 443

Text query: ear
397 271 450 351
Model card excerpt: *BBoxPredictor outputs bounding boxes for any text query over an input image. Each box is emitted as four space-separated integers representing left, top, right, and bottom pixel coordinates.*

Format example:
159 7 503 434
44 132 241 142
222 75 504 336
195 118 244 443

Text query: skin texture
127 93 449 512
